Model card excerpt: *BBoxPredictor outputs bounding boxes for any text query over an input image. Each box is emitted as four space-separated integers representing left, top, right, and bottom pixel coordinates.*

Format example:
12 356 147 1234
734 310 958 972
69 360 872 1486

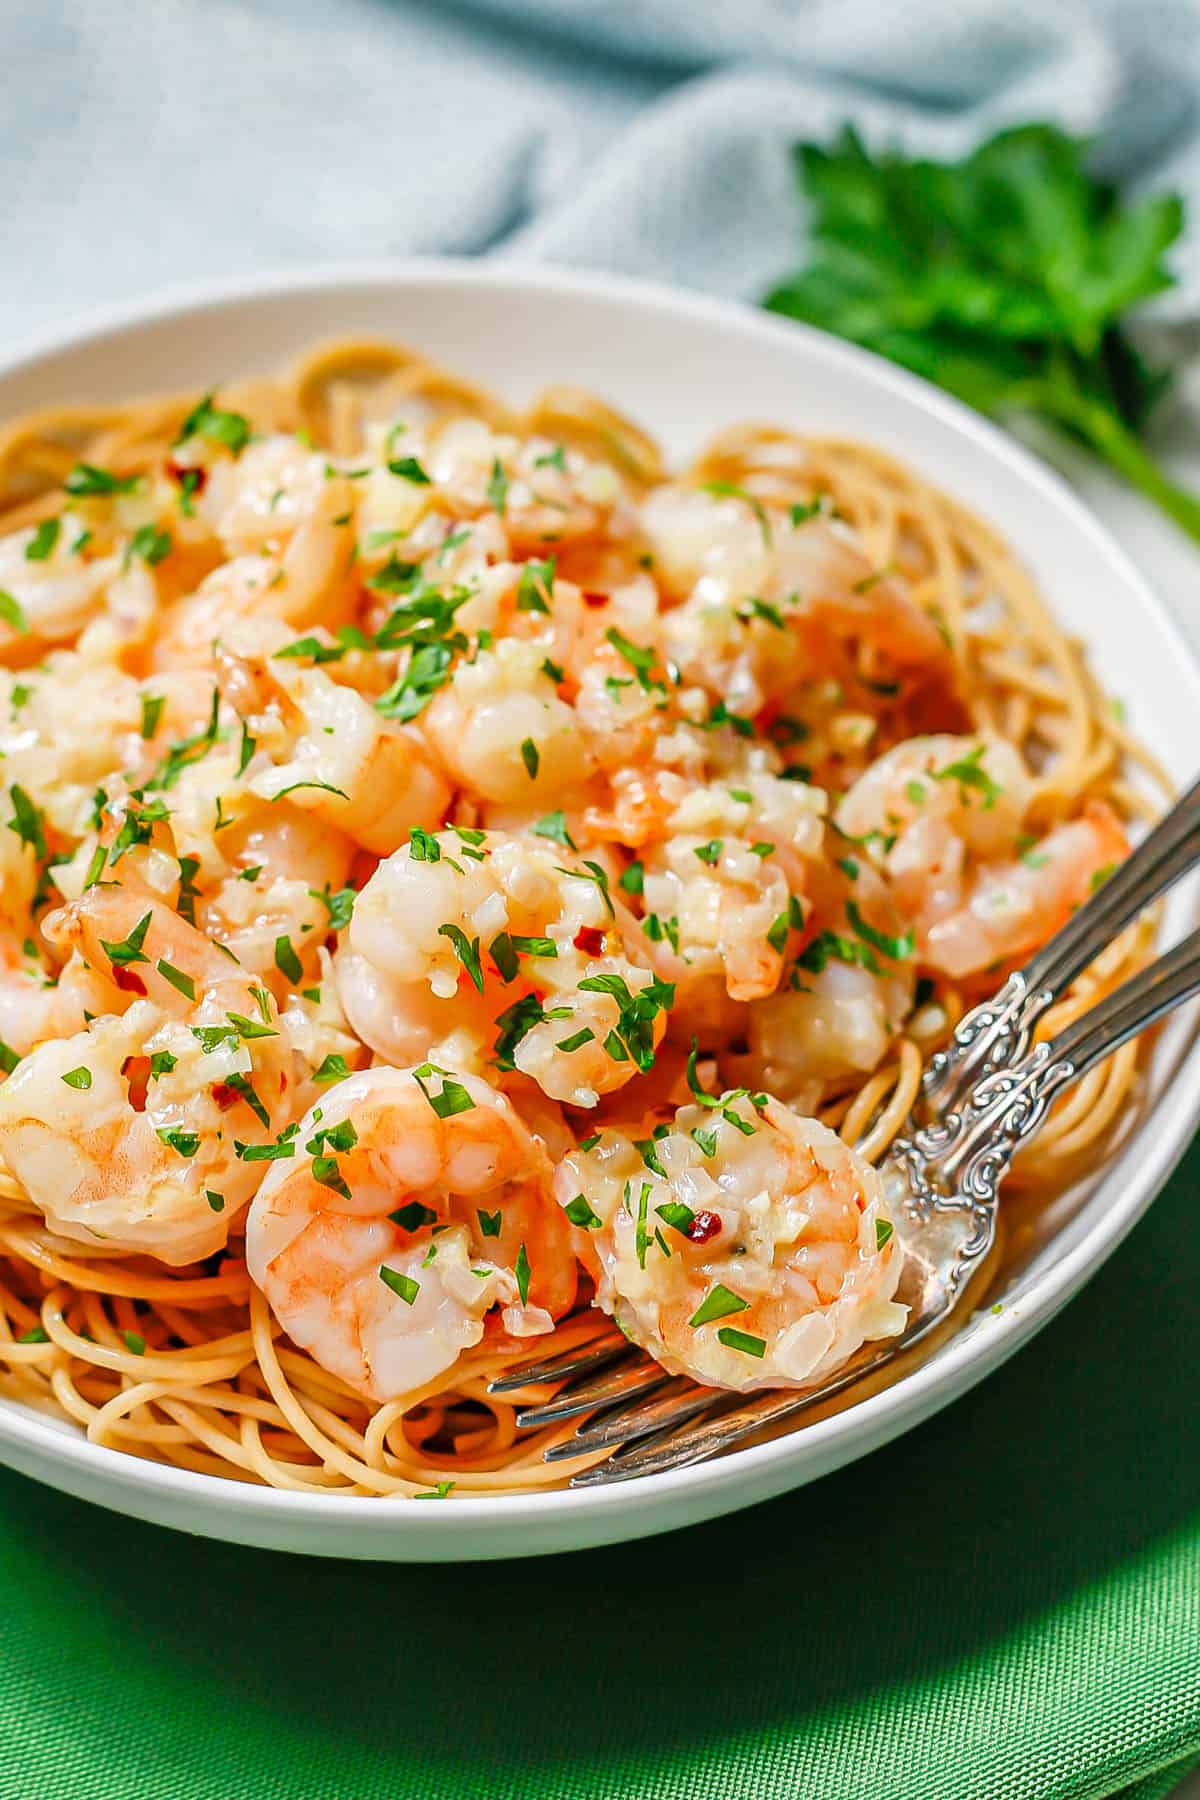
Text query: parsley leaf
764 124 1200 544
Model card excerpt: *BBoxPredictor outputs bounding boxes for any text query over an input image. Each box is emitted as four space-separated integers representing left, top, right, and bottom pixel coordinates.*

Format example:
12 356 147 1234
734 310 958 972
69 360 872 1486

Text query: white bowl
1 260 1197 1561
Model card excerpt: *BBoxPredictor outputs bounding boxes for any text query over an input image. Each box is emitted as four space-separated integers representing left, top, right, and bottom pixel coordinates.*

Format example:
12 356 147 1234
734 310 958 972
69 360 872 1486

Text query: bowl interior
0 262 1197 1558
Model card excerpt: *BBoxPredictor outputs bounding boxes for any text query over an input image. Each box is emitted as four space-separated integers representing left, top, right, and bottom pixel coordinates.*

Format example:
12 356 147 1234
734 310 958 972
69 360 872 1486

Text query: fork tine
568 1347 895 1485
541 1377 719 1461
516 1352 664 1428
485 1331 626 1395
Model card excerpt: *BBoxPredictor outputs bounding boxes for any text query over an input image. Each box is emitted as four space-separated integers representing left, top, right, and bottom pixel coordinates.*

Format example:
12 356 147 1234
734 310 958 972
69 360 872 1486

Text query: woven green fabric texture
0 1147 1197 1800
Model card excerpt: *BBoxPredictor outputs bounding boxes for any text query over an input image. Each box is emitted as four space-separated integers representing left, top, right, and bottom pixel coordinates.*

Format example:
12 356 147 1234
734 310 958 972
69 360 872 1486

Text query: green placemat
0 1147 1197 1800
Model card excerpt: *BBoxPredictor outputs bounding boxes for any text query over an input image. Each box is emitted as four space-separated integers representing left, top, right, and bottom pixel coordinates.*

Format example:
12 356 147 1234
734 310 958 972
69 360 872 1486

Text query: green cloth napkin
1 1147 1197 1800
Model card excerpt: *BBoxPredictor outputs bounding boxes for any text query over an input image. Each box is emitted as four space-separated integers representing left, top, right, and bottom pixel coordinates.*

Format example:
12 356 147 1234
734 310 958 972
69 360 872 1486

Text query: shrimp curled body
246 1065 577 1401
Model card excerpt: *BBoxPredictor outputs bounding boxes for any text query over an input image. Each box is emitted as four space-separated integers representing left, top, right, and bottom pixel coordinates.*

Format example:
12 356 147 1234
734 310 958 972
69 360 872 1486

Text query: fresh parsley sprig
765 124 1200 544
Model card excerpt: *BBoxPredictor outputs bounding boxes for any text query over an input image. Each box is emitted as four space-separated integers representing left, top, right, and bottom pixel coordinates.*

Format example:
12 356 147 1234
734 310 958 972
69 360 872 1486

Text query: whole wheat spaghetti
0 338 1165 1497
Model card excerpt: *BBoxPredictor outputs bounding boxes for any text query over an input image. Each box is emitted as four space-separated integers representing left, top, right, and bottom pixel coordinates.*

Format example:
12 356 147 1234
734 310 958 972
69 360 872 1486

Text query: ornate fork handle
922 772 1200 1113
570 925 1200 1486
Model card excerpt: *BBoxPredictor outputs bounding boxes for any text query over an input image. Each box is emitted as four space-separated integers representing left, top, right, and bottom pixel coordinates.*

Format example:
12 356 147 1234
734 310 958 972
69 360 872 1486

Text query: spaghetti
0 338 1165 1496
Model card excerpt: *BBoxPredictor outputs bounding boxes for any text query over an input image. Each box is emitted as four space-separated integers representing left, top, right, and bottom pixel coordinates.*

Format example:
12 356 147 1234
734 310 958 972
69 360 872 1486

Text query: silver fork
489 776 1200 1485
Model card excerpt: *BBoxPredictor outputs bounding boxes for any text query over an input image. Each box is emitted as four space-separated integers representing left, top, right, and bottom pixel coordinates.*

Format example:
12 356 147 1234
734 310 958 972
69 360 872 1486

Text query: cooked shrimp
196 805 355 978
923 803 1129 980
645 491 948 714
732 961 915 1104
341 828 673 1107
422 637 595 807
214 618 451 853
634 774 828 1014
0 521 157 662
836 735 1127 977
151 475 357 669
245 1064 577 1400
0 984 300 1265
556 1093 905 1391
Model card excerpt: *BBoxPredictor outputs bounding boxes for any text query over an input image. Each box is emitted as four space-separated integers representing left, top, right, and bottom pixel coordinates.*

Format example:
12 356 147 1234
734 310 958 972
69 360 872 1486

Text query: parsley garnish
64 463 141 497
61 1067 92 1090
26 518 59 561
156 1127 200 1159
533 810 575 850
717 1326 767 1358
486 458 509 514
577 973 674 1073
932 744 1002 809
310 885 356 931
387 456 431 484
438 923 484 994
412 1062 475 1118
129 523 172 567
689 1284 749 1328
845 900 914 963
520 738 539 779
156 959 195 1001
765 123 1200 545
0 592 28 635
7 785 47 860
564 1194 601 1229
517 557 555 615
174 394 250 456
101 909 153 968
700 479 771 545
556 860 614 918
379 1266 420 1305
274 936 303 983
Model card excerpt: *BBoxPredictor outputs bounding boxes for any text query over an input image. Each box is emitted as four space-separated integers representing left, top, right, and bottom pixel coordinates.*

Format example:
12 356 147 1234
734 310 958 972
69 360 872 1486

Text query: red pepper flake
113 967 147 995
687 1210 721 1246
582 591 609 609
574 926 605 957
121 1056 150 1113
210 1083 239 1111
166 458 206 494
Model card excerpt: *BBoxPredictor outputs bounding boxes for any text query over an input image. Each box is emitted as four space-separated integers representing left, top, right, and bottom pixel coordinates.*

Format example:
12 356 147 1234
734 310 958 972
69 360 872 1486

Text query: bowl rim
2 254 1198 1543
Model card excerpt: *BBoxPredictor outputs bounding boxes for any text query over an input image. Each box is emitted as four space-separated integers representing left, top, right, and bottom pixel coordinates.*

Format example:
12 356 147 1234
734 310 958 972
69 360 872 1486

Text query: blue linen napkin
6 0 1200 344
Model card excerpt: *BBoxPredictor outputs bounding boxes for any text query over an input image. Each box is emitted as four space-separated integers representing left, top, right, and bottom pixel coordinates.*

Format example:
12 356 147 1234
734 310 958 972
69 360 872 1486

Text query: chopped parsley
717 1326 767 1358
517 557 555 615
60 1067 92 1090
483 455 510 515
577 972 674 1073
533 810 575 850
700 479 771 545
514 1243 532 1305
63 463 141 497
274 936 303 984
0 592 28 635
845 900 914 962
100 910 153 968
379 1266 420 1305
412 1061 475 1118
26 518 60 562
387 456 431 485
155 959 195 1001
564 1193 601 1229
174 394 250 456
438 922 484 994
689 1285 750 1328
933 744 1002 809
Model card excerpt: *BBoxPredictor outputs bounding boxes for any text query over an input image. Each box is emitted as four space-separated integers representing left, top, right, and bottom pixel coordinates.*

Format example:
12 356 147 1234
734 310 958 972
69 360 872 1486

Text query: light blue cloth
6 0 1200 344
